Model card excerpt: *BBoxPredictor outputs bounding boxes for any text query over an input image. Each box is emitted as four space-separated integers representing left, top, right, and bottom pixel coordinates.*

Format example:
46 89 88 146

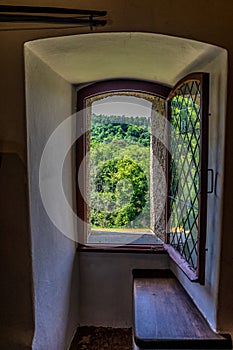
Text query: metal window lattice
168 80 201 270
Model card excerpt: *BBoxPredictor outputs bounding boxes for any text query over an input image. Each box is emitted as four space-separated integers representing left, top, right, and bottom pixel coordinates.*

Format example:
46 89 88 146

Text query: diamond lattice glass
168 81 201 269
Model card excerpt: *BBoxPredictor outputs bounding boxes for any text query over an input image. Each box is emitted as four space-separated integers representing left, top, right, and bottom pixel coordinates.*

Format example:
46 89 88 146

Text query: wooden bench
133 270 232 349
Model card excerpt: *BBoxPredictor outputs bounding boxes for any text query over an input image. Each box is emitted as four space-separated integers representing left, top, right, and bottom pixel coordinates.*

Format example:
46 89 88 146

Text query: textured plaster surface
78 252 169 327
26 32 222 87
25 32 227 341
25 50 79 350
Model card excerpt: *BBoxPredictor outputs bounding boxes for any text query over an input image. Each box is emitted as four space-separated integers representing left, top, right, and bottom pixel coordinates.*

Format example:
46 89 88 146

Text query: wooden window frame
76 79 170 251
165 73 209 284
76 76 209 284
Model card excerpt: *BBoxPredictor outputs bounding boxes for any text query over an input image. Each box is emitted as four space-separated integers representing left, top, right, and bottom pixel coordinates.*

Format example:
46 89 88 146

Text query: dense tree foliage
92 114 150 127
90 114 150 228
91 114 150 147
91 158 148 227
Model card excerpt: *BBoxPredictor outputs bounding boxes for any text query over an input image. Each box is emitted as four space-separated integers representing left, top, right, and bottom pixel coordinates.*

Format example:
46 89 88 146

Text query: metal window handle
207 169 214 194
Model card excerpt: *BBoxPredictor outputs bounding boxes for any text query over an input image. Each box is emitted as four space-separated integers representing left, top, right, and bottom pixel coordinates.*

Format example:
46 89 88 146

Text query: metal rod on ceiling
0 5 107 17
0 5 107 29
0 13 107 26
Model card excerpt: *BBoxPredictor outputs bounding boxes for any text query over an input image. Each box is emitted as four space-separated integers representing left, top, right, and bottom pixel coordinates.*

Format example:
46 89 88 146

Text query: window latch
207 169 214 194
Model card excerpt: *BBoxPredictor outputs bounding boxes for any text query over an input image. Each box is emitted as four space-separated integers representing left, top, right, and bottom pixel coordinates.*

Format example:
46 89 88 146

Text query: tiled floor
69 326 132 350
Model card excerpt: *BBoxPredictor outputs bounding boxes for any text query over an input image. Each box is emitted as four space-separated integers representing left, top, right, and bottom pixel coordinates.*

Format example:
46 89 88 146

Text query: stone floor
69 326 132 350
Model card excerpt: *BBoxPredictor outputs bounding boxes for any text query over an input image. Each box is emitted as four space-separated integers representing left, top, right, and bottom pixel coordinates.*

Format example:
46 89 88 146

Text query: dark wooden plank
133 277 232 349
164 244 198 282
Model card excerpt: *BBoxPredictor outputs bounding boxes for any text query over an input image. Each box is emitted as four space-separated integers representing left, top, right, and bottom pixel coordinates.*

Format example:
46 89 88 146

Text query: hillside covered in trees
90 113 151 229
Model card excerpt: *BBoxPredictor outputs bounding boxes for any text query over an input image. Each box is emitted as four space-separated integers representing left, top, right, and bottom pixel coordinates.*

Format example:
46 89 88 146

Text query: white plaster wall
25 33 222 86
78 252 169 327
24 33 228 338
170 50 228 331
25 48 79 350
74 43 228 331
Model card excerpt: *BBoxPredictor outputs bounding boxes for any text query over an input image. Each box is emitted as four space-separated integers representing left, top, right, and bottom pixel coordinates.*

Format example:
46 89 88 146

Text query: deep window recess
76 80 170 247
166 73 209 284
76 76 209 283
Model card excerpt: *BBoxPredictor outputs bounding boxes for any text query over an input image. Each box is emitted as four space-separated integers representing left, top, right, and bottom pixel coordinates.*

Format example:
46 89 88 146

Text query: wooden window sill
77 243 167 254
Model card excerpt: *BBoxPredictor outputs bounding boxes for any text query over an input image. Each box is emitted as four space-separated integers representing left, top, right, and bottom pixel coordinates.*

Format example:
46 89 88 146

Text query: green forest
89 93 200 233
90 113 151 229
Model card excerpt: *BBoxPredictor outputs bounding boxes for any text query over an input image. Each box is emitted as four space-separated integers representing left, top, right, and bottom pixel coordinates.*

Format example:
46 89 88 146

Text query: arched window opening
76 76 209 283
76 80 170 247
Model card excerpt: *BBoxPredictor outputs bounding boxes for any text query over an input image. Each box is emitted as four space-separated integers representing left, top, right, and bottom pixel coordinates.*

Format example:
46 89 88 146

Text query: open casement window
76 80 170 247
166 73 209 284
76 76 209 283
